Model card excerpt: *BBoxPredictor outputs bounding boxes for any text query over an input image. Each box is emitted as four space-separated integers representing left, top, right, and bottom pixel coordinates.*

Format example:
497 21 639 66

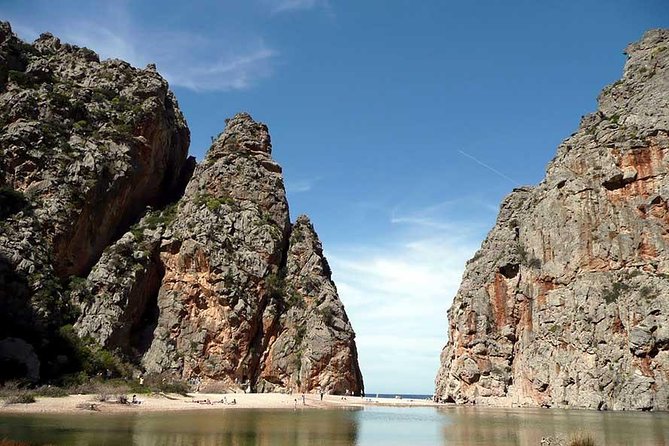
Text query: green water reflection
0 406 667 445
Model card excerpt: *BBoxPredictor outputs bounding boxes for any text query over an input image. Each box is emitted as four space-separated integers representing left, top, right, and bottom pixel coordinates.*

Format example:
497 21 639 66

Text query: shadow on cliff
0 251 35 380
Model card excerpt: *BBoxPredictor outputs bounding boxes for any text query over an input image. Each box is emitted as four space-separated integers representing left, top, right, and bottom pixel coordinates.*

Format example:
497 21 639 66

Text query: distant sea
372 394 432 400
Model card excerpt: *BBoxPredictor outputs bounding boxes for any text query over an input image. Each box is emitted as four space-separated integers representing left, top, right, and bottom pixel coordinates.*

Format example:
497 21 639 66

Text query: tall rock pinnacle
0 21 363 393
75 113 364 394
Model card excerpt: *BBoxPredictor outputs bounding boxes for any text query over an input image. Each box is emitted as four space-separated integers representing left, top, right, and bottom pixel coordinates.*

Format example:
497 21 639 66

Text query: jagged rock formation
76 113 363 394
436 30 669 411
0 22 363 394
257 215 363 393
0 21 191 379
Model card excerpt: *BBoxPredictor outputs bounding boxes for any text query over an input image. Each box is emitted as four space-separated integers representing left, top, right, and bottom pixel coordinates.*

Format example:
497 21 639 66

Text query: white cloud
4 5 276 92
328 204 485 394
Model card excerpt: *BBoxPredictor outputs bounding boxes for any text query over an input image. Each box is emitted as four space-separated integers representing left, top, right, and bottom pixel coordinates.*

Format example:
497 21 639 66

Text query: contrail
458 150 519 186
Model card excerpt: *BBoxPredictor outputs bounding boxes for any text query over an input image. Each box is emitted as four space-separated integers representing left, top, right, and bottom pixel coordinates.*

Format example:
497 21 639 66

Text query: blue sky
3 0 667 394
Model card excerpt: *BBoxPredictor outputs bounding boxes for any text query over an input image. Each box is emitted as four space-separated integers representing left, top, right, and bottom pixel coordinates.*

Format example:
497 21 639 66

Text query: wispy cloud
285 177 321 194
328 203 486 394
3 3 277 92
265 0 329 13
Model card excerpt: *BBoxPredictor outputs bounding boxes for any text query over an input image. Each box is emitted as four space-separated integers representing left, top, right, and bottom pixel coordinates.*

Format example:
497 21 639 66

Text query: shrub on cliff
58 325 133 379
0 186 29 219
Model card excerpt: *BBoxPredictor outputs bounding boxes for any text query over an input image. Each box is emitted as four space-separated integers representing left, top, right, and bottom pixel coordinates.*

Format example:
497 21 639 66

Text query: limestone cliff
0 21 190 380
436 30 669 411
76 113 363 394
0 22 363 394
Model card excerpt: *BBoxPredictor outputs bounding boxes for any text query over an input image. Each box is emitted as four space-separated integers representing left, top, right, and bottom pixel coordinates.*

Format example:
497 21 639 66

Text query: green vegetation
206 197 223 210
0 186 29 219
317 306 334 325
130 202 180 241
223 271 235 287
286 290 304 308
602 282 629 304
266 272 286 300
527 257 542 269
72 119 93 136
516 243 528 263
58 325 133 379
300 276 319 294
0 382 37 404
141 372 190 395
266 269 307 308
514 243 541 268
91 86 118 102
626 269 642 279
652 46 667 57
33 385 69 398
609 114 620 124
194 192 234 211
639 285 656 300
4 393 36 404
130 225 145 241
66 275 93 304
260 212 275 227
0 438 33 446
291 228 305 243
47 89 71 109
7 70 35 88
144 203 179 229
295 325 307 345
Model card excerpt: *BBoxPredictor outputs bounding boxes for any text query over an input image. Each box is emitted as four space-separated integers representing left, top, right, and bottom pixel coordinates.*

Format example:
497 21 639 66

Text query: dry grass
3 394 35 405
568 433 596 446
0 383 36 405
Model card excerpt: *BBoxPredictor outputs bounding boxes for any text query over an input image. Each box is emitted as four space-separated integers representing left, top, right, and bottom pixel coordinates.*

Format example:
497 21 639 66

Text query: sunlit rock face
0 21 190 379
76 113 364 394
0 21 363 393
436 29 669 411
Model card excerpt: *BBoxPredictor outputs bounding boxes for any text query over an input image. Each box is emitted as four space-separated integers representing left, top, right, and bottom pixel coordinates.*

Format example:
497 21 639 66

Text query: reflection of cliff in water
132 409 360 446
440 406 669 446
1 406 669 446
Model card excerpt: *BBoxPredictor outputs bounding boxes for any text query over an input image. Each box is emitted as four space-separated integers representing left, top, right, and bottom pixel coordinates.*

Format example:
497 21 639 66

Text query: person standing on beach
302 394 305 405
320 391 323 401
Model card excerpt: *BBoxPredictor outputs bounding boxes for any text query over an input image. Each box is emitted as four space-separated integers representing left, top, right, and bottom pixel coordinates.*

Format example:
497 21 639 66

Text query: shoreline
0 392 443 415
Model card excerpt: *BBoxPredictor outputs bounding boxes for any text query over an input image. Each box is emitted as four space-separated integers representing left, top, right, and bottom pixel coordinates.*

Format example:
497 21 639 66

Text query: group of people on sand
191 397 237 405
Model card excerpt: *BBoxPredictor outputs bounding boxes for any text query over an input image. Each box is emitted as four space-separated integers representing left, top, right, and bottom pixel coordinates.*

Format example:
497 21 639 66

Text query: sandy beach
0 392 441 414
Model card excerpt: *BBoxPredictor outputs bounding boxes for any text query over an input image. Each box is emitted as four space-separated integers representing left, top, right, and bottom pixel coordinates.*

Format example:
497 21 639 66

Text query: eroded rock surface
75 114 364 394
257 215 363 393
436 29 669 411
0 21 190 378
0 22 362 392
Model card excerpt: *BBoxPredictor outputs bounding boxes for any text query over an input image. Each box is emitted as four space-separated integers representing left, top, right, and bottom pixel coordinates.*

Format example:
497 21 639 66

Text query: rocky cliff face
436 30 669 411
0 21 190 379
0 22 362 394
76 113 363 394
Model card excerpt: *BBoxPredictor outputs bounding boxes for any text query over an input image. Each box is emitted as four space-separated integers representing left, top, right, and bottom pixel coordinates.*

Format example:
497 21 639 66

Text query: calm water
0 406 668 445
